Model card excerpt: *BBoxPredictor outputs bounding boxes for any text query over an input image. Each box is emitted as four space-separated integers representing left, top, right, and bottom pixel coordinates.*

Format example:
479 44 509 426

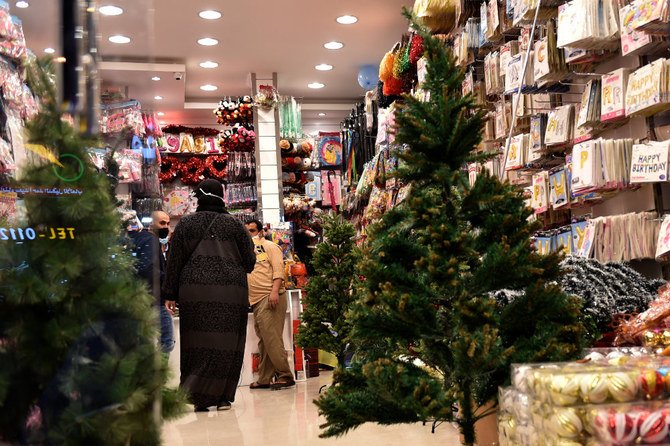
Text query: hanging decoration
205 155 228 181
254 85 278 109
214 96 254 125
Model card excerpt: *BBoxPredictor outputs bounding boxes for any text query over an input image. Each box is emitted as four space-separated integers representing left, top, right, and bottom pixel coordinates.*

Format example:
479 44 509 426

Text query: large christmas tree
296 213 359 366
316 12 584 445
0 60 183 445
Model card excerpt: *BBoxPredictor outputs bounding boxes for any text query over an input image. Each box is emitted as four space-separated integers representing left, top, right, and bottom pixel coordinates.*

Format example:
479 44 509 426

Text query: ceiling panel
17 0 412 127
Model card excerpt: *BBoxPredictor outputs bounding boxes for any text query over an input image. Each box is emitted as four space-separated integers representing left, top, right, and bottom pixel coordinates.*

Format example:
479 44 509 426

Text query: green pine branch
0 58 185 445
316 9 585 446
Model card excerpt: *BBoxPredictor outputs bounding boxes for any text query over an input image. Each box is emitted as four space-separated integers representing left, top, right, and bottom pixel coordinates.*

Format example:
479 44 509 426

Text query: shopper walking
127 211 174 354
150 210 175 354
162 179 256 411
245 220 295 390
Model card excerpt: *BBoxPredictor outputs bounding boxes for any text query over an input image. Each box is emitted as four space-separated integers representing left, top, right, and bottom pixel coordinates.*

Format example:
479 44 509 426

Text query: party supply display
214 96 253 125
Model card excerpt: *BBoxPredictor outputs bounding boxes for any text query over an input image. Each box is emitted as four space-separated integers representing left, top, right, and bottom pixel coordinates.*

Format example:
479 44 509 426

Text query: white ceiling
15 0 412 128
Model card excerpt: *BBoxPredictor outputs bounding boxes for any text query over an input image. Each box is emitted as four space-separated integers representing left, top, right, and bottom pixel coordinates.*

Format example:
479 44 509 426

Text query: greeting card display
550 168 569 209
531 171 549 213
528 114 547 162
601 68 630 122
576 79 601 129
485 51 503 95
630 141 670 183
571 141 600 194
318 133 342 167
626 0 670 33
620 4 654 56
505 53 534 94
625 58 670 117
506 133 527 170
556 0 619 50
544 105 574 146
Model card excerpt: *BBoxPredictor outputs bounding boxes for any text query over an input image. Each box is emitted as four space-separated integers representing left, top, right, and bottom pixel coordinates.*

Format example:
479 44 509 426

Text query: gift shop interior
7 0 670 445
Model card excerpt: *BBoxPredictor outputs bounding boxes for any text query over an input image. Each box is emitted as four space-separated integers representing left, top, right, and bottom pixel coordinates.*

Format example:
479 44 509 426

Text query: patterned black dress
162 211 255 407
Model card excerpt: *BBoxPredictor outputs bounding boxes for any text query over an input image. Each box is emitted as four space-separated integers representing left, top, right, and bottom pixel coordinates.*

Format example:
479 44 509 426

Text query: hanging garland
159 156 179 183
205 155 228 181
161 125 220 137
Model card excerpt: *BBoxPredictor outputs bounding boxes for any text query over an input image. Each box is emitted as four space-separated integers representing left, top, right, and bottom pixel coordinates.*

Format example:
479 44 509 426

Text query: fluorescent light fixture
308 82 325 89
315 64 333 71
336 15 358 25
151 76 161 81
154 95 163 100
15 1 28 8
318 113 327 116
324 41 344 50
157 112 165 116
108 35 131 44
197 37 219 46
44 47 56 54
199 10 221 20
200 61 219 69
99 5 123 16
200 84 218 91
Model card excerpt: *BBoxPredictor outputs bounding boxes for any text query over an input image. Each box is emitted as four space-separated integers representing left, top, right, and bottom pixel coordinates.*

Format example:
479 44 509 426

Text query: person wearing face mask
245 220 295 390
162 179 256 412
150 211 175 354
128 210 174 354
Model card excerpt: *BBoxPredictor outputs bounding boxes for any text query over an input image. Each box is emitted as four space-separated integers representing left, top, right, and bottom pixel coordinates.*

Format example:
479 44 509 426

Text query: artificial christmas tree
316 11 584 446
296 213 359 367
0 60 184 445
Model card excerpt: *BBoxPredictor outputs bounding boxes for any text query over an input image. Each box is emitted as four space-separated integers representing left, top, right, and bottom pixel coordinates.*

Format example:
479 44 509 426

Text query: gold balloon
193 136 205 154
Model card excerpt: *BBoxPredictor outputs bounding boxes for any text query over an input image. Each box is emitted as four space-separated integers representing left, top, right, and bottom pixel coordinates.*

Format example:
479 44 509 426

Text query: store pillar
251 72 283 225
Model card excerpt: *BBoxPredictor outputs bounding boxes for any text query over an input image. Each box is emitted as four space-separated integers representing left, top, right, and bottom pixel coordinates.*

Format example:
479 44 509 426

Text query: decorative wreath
205 155 228 181
179 157 206 185
159 156 179 183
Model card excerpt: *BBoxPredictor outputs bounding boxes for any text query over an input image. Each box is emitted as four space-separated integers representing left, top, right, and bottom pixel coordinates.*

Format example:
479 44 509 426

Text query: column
251 73 283 225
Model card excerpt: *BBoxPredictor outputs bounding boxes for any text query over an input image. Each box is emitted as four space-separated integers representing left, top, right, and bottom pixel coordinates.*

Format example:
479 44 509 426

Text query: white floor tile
162 371 460 446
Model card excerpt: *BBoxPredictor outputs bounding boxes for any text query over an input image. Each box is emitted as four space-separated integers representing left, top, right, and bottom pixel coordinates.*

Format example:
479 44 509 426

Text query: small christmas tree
0 60 184 445
316 11 584 445
296 213 359 367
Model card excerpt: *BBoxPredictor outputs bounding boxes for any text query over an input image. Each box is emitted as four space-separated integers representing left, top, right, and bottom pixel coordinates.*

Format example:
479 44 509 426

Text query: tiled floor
162 371 461 446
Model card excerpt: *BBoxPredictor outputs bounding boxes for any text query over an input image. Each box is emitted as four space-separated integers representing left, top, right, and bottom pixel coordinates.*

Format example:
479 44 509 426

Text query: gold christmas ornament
579 373 609 404
607 372 639 402
548 375 580 406
551 408 583 438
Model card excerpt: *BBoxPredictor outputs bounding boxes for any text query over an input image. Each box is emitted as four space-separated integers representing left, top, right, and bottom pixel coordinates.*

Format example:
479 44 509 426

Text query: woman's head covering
195 178 227 213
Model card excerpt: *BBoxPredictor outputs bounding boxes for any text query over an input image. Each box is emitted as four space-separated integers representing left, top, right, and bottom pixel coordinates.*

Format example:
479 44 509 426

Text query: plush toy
301 157 312 170
280 139 293 153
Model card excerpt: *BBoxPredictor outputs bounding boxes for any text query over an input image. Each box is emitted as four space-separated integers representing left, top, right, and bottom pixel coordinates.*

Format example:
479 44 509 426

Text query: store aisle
162 371 460 446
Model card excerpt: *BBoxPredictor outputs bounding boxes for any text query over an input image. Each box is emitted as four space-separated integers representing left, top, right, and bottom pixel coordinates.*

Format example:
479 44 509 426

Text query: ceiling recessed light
336 15 358 25
200 84 218 91
198 10 221 20
108 35 131 44
308 82 325 89
44 47 56 54
315 64 333 71
151 76 161 81
154 95 163 100
197 37 218 46
199 61 219 69
99 5 123 16
15 1 28 8
318 113 327 116
324 41 344 50
157 112 165 116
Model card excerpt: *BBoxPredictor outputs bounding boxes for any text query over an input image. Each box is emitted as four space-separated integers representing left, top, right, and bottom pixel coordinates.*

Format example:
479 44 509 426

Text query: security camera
174 72 184 81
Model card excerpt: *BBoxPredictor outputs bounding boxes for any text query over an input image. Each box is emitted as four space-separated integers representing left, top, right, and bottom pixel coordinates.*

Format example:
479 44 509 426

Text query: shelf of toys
154 96 259 224
0 2 61 226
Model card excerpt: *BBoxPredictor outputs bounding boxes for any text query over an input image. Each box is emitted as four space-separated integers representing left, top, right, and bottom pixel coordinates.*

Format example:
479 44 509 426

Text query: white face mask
198 188 226 204
159 237 169 245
